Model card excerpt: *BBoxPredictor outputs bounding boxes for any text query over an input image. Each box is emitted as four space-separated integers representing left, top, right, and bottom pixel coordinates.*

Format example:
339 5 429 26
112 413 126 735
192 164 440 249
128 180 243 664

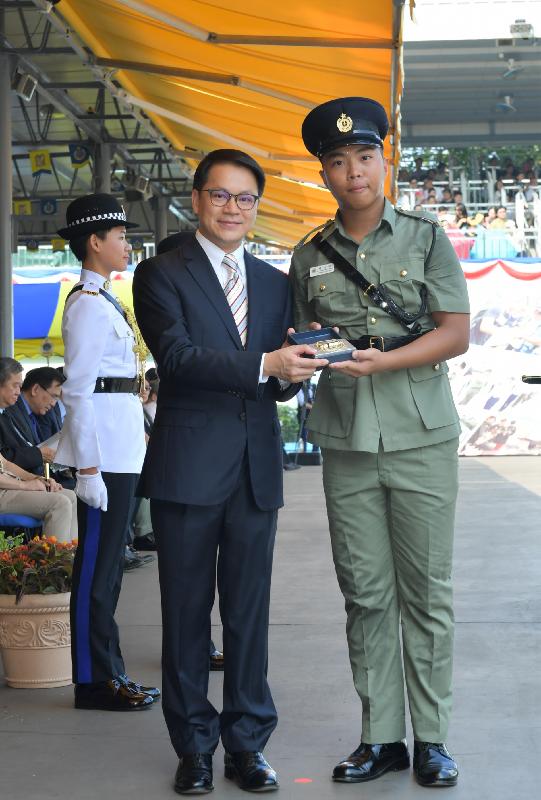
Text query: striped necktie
223 253 248 346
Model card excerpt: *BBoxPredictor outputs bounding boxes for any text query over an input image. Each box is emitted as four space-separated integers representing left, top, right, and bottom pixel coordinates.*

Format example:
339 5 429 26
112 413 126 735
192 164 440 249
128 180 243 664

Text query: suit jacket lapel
245 252 265 350
182 237 242 349
8 402 37 445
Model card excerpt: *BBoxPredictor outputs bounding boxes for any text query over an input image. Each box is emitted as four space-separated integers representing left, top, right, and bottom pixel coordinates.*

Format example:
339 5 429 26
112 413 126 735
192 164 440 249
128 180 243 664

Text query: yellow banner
51 238 66 252
13 199 32 216
29 149 52 177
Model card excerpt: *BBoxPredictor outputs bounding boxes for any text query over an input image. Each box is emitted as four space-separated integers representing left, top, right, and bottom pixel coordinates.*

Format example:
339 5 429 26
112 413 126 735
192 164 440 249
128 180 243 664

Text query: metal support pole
93 142 112 193
0 49 14 357
153 195 168 247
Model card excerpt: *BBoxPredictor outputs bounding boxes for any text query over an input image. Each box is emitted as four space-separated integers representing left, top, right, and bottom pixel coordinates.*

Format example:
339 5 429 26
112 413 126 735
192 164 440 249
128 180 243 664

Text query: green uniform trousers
322 438 458 744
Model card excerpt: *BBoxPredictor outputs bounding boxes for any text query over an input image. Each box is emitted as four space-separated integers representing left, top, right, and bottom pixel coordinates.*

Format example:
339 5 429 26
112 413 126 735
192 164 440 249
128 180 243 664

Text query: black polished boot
413 741 458 787
224 751 279 792
174 754 214 795
332 741 410 782
117 673 161 700
74 678 154 711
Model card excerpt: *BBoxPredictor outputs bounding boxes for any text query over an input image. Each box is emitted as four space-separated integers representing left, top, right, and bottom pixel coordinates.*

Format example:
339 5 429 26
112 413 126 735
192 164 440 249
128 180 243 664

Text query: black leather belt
350 333 427 352
94 377 140 394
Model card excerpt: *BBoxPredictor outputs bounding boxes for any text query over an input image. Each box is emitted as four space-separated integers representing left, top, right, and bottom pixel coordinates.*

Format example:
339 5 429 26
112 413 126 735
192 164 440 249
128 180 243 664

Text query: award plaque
287 327 355 367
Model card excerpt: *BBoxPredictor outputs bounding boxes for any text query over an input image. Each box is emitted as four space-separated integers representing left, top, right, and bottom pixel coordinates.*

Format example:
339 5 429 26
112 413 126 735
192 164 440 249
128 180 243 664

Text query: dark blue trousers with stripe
71 472 138 684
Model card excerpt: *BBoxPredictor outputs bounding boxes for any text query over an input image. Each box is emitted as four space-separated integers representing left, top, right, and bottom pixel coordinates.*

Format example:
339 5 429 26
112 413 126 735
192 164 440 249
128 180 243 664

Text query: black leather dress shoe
123 545 155 571
413 742 458 787
132 532 156 551
224 751 279 792
209 646 224 672
117 673 161 700
174 754 213 795
332 741 410 783
74 679 154 711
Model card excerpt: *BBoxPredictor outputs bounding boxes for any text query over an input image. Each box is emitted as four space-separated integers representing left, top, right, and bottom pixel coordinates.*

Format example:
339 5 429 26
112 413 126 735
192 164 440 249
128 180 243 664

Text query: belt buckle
363 283 375 297
369 336 385 351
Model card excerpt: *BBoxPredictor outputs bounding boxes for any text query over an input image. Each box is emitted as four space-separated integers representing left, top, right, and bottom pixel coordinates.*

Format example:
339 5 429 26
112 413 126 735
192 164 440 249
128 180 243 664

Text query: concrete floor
1 456 540 800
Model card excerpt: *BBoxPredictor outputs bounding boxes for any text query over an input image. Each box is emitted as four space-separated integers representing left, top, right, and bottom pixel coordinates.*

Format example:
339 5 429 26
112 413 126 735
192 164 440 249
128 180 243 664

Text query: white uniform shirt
55 269 145 473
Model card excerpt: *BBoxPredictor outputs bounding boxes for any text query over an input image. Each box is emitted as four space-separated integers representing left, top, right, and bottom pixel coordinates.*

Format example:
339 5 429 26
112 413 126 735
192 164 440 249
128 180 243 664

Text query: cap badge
337 113 353 133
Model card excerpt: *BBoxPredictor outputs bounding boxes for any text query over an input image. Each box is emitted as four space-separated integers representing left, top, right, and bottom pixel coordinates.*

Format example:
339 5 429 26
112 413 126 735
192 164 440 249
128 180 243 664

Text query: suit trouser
151 460 278 756
322 438 458 744
71 472 138 684
0 487 77 542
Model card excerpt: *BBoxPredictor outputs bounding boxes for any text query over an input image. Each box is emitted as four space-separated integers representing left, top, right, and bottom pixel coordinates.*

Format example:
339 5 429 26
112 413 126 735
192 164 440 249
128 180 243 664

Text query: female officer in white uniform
56 194 158 711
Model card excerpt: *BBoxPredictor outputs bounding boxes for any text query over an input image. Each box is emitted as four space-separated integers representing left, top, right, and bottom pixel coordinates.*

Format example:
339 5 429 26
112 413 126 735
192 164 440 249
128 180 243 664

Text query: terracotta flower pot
0 593 71 688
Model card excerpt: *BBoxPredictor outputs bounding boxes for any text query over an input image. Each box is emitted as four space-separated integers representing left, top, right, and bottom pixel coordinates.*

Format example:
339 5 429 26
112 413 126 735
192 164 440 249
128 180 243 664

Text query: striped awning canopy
59 0 408 246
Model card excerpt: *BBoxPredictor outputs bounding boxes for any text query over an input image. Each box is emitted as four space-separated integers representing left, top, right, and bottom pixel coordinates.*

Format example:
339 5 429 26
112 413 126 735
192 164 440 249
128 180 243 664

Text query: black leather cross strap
312 230 435 335
350 333 426 352
66 283 128 322
94 377 140 394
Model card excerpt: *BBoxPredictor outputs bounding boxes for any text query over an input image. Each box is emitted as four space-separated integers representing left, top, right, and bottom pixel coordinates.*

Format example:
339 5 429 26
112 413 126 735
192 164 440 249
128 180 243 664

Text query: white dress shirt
55 268 145 473
195 231 270 383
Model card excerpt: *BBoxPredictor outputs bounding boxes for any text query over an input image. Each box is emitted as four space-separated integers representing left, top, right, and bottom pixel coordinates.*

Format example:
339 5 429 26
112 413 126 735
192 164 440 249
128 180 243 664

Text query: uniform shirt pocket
307 270 347 320
408 362 459 429
308 370 357 439
379 258 426 313
112 317 134 362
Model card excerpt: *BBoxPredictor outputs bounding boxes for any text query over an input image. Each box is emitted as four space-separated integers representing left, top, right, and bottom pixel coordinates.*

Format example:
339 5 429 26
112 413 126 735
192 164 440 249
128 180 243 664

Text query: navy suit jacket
133 235 299 511
0 399 43 473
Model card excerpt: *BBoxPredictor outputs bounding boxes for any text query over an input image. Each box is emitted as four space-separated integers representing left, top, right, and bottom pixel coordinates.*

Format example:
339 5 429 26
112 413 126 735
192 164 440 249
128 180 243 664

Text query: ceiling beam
94 57 315 109
110 0 393 48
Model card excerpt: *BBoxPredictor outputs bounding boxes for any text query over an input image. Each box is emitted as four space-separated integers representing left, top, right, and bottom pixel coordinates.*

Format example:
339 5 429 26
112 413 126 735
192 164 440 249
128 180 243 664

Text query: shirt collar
195 230 246 273
79 268 109 288
321 198 396 243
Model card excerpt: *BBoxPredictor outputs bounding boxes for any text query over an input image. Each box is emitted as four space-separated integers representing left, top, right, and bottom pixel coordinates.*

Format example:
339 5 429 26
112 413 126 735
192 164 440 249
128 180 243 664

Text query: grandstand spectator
0 452 77 542
410 156 426 181
452 190 464 204
523 174 540 203
433 161 448 181
499 160 517 181
454 203 470 229
441 187 453 204
490 206 520 253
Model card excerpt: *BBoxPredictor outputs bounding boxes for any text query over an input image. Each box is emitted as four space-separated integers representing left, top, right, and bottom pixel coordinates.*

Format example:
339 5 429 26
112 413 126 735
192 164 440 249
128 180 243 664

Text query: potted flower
0 532 76 688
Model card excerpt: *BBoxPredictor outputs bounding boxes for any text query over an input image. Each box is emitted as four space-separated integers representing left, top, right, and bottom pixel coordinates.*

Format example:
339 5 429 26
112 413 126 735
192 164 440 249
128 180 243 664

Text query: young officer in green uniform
289 98 470 788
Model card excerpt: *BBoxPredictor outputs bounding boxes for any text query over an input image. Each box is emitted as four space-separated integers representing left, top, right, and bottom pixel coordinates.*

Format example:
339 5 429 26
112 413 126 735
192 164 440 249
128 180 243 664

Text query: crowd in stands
397 155 541 258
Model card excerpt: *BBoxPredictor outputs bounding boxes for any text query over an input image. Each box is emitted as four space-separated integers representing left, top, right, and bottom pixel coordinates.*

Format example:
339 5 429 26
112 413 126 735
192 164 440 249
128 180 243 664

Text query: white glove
75 471 108 512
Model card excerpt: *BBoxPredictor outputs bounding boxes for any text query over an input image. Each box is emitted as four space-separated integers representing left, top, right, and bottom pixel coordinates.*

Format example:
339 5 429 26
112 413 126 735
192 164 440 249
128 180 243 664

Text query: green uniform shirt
289 199 470 453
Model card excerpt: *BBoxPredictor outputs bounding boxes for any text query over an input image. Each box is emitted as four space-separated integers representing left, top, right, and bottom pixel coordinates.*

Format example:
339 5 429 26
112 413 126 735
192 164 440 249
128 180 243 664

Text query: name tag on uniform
310 263 334 277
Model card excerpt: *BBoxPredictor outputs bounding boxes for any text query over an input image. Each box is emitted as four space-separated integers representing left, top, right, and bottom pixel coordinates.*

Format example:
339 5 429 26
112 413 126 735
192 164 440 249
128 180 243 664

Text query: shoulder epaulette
80 281 100 296
395 207 441 228
294 219 334 250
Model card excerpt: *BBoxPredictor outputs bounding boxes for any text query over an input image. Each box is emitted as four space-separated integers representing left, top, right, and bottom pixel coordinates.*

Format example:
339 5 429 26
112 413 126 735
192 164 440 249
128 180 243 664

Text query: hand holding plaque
287 327 355 368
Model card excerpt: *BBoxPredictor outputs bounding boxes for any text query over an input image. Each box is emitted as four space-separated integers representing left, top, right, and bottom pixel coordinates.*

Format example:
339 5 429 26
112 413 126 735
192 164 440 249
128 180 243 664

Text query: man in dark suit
133 149 327 795
0 366 60 473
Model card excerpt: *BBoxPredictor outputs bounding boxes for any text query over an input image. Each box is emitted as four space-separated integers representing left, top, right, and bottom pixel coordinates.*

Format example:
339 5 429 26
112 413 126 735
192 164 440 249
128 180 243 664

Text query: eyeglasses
38 385 61 403
200 188 259 211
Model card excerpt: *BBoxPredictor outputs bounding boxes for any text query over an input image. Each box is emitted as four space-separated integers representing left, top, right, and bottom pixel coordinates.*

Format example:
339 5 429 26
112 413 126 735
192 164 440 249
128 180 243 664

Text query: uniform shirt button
433 363 440 371
239 411 247 420
360 253 366 260
319 283 326 292
370 316 377 325
400 269 408 277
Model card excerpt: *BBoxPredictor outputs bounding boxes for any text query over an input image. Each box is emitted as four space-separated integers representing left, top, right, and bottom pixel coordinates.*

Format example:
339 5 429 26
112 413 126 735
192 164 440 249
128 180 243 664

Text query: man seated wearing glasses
0 365 61 474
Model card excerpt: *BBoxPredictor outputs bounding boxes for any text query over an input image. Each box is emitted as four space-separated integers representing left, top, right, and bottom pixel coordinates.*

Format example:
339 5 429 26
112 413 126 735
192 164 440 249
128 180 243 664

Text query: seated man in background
5 366 64 447
0 358 56 473
0 451 77 542
2 364 75 489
